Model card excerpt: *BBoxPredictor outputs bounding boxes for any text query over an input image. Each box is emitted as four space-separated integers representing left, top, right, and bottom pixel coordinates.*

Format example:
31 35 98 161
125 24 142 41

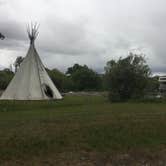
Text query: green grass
0 95 166 165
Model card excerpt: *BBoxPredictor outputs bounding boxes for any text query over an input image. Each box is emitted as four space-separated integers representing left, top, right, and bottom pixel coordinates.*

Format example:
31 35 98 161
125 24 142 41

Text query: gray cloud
0 21 25 41
0 0 6 5
0 0 166 74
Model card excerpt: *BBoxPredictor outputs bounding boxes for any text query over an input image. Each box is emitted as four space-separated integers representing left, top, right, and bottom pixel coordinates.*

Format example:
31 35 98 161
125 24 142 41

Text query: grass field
0 95 166 165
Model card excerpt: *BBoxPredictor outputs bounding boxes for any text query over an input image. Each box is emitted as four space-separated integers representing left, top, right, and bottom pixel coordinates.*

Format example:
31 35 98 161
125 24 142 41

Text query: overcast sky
0 0 166 74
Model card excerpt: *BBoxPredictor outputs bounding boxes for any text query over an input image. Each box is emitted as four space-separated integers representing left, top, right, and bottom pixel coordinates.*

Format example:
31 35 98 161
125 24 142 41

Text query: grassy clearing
0 95 166 165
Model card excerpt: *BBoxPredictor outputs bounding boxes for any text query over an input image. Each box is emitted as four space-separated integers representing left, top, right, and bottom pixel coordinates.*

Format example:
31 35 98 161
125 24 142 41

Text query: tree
66 64 85 75
14 56 24 73
0 33 5 40
47 68 74 92
47 68 65 91
0 69 14 90
146 76 159 95
105 53 151 102
66 64 102 91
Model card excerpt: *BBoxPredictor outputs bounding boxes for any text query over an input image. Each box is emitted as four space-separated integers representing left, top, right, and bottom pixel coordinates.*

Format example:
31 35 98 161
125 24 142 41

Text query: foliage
105 53 152 102
0 55 157 95
66 64 84 75
47 64 103 92
0 69 14 90
0 64 102 92
14 56 24 73
0 33 5 40
146 76 159 94
46 68 74 92
66 64 102 91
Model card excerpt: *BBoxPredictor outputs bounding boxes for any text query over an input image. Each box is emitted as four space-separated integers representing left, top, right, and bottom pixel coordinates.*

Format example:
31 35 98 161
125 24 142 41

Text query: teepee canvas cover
1 25 62 100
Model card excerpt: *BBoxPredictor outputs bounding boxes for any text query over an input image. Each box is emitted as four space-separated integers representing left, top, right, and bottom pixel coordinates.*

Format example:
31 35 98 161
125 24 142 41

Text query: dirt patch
64 91 108 96
1 150 166 166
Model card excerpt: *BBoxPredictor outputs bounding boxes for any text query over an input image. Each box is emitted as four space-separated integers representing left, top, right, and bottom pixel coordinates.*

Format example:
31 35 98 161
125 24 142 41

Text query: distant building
159 76 166 95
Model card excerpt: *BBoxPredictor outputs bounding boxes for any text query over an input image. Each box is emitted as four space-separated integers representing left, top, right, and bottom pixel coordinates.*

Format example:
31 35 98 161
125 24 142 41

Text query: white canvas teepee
1 24 62 100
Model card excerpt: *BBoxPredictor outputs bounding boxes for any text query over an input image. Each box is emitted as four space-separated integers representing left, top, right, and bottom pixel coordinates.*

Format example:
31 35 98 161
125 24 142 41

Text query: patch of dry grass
0 95 166 165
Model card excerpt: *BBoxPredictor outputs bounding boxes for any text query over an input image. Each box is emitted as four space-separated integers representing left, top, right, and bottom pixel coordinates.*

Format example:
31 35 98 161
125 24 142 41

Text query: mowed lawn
0 95 166 165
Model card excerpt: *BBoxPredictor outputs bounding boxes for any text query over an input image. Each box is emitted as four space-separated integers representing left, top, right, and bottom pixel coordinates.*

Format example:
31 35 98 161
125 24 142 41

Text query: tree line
0 53 159 102
0 61 103 92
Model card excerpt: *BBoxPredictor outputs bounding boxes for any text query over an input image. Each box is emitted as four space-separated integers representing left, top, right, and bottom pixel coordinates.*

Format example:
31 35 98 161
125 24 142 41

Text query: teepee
1 24 62 100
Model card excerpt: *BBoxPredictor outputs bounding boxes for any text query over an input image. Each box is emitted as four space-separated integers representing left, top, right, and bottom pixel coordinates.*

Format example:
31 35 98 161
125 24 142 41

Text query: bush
105 53 152 102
